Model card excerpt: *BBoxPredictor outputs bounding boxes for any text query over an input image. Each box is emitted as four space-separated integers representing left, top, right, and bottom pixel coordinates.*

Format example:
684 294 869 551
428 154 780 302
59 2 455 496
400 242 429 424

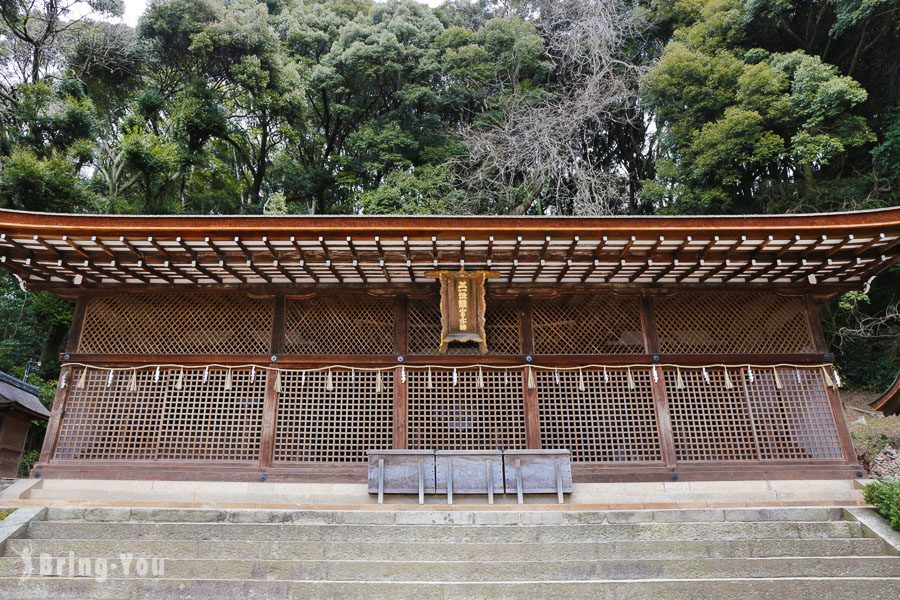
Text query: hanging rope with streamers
58 361 842 394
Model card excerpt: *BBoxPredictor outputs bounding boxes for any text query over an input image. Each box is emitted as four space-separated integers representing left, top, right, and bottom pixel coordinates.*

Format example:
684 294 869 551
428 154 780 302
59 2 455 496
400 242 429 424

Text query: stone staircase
0 506 897 599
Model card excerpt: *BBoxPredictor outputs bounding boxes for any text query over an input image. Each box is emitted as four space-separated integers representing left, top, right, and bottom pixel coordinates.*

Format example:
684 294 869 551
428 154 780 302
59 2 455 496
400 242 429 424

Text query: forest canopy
0 0 895 216
0 0 897 389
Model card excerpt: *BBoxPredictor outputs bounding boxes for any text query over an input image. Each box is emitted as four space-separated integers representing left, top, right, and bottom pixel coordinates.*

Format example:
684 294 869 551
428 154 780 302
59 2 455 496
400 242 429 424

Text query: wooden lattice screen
664 367 757 461
283 294 394 355
54 367 265 461
406 368 526 450
532 294 645 354
747 367 844 460
273 369 394 463
407 297 521 354
654 292 813 354
54 367 164 460
157 368 266 460
665 367 843 461
537 367 662 463
77 292 273 355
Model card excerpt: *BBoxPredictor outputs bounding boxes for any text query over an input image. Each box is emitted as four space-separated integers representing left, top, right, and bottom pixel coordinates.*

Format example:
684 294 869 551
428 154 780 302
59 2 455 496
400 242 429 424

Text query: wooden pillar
802 295 829 354
270 295 286 354
639 295 659 354
38 372 72 465
394 294 408 355
259 367 278 469
393 367 408 449
393 294 408 449
641 295 677 469
803 295 857 465
518 294 534 356
523 369 541 449
65 294 89 354
826 379 858 465
519 295 540 449
260 295 286 469
41 293 88 466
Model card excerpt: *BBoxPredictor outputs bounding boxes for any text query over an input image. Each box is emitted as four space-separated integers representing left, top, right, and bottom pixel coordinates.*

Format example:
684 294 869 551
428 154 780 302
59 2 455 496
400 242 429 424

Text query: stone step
5 537 892 561
41 506 847 525
0 576 898 600
2 556 899 581
24 520 866 542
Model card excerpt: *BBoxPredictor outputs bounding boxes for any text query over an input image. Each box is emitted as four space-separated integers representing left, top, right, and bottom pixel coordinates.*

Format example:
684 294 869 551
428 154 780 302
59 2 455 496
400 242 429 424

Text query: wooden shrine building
1 207 898 484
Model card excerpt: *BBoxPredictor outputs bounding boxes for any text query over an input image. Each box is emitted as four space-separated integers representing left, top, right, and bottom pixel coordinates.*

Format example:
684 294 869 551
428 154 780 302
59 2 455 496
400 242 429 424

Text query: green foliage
17 449 41 477
838 335 899 392
0 272 72 378
642 0 888 213
0 0 890 218
359 164 463 214
0 148 100 212
864 479 900 530
14 81 98 156
263 191 288 214
872 108 900 181
838 291 869 312
827 266 900 391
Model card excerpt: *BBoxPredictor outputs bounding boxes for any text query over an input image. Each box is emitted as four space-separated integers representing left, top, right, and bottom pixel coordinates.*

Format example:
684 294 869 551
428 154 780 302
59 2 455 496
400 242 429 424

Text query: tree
641 0 882 214
275 0 451 213
0 271 72 378
359 164 461 214
0 0 124 86
452 0 649 215
0 147 99 211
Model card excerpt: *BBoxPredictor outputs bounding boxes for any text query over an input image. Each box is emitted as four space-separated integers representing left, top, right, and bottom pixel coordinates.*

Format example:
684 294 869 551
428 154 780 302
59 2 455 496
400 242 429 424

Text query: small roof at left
0 371 50 419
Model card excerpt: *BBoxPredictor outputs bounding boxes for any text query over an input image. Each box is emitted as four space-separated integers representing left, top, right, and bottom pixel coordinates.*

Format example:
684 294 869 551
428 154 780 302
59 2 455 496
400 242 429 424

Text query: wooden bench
368 449 573 504
503 450 573 504
435 450 503 505
366 450 435 504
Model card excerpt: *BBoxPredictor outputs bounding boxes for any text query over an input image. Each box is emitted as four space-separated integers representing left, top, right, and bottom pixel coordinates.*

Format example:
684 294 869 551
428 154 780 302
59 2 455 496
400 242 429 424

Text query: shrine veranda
2 207 898 483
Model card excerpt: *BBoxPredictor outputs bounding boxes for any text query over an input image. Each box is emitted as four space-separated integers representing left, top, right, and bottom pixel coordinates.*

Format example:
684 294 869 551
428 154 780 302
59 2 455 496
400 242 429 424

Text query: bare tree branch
452 0 649 215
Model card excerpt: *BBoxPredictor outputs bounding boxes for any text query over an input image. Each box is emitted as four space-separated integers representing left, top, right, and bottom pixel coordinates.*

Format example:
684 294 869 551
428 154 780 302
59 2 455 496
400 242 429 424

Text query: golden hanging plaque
425 270 500 354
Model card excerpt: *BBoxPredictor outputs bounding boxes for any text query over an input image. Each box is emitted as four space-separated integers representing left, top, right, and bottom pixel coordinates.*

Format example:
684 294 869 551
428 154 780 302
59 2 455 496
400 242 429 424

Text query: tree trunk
39 323 68 367
31 46 42 83
803 163 815 191
249 121 269 207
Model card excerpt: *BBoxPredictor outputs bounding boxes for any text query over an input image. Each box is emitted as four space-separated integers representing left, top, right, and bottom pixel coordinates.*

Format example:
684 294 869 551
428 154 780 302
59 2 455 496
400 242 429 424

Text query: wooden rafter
0 207 895 294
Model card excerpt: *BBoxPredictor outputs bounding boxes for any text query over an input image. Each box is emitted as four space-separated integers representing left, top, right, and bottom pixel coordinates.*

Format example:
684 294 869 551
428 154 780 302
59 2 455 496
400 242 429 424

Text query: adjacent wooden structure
1 207 899 483
0 371 50 478
871 372 900 416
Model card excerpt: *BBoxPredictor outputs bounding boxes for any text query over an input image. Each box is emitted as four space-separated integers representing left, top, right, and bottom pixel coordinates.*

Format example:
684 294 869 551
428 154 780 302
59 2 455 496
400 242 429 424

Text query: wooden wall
33 288 860 483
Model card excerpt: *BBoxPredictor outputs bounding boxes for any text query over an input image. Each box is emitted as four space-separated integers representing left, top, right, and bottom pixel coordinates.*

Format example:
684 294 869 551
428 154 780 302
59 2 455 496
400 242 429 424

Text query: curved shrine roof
0 207 897 296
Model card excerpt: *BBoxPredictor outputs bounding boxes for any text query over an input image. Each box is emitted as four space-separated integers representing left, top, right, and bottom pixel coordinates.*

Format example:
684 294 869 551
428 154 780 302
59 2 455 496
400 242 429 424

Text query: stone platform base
0 477 865 510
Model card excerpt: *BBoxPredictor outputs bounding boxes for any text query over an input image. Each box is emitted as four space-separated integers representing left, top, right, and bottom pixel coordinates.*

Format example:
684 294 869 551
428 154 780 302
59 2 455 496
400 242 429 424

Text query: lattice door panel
537 368 662 463
273 369 394 463
407 297 521 355
54 367 165 460
654 292 813 354
532 294 644 354
54 367 265 461
746 368 844 460
284 294 394 355
665 367 758 461
77 292 273 355
157 368 266 461
407 368 526 450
